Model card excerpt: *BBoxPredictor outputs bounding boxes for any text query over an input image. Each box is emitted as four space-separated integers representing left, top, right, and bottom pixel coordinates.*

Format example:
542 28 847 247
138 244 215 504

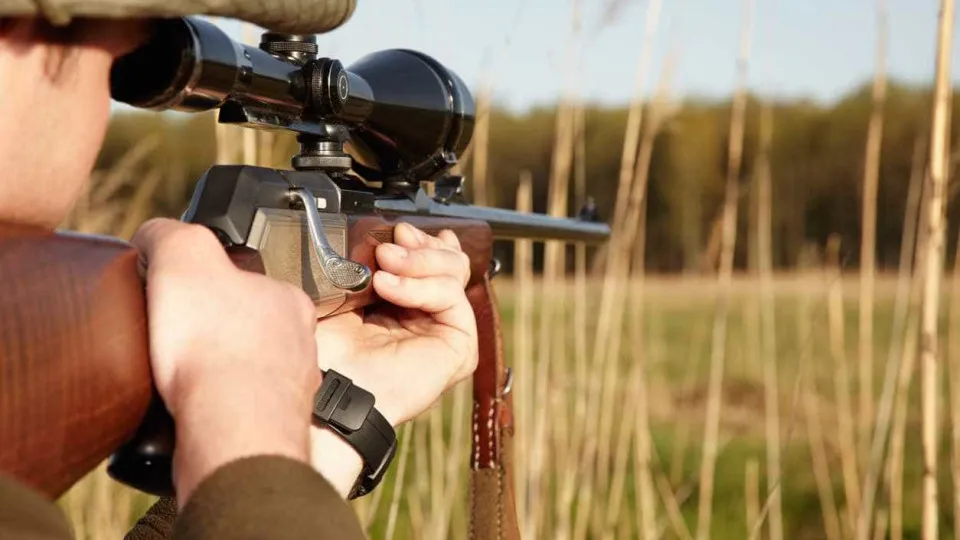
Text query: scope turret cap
0 0 356 34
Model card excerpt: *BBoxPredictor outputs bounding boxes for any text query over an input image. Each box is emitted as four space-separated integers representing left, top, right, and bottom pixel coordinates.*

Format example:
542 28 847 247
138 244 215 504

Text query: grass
57 271 959 539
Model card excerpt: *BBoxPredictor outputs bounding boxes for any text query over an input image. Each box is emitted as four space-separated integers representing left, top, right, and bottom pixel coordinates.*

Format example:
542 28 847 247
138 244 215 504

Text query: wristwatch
312 369 397 499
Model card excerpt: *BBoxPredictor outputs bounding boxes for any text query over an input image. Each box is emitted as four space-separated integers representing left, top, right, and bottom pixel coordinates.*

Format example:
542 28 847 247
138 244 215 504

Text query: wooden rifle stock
0 215 498 498
0 225 151 498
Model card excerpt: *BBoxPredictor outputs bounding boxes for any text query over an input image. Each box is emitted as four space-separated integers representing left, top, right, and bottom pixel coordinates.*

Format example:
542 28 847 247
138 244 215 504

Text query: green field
57 272 960 540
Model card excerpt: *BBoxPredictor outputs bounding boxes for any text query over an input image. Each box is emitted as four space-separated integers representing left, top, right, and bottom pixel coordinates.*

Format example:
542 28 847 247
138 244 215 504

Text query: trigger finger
376 244 470 286
373 272 472 324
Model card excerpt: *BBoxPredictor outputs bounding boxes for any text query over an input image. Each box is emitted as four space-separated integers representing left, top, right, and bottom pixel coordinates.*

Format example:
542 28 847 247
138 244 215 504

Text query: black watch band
312 369 397 499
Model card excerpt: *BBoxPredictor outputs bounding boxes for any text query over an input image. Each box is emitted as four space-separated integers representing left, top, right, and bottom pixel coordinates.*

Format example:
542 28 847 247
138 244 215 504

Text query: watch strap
312 369 397 499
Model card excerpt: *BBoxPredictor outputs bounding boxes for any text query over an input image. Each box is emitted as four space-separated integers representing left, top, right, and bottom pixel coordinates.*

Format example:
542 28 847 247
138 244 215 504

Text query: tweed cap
0 0 356 34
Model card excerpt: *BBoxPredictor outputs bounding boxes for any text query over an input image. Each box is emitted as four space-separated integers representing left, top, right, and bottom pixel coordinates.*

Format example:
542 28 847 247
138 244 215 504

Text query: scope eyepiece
110 17 476 185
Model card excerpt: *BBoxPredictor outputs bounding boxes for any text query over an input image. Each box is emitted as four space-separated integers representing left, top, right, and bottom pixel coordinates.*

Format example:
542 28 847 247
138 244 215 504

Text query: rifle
0 17 609 540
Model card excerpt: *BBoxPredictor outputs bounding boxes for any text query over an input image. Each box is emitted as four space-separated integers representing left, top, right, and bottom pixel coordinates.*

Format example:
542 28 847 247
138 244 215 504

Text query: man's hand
313 222 479 427
310 223 479 496
131 218 321 503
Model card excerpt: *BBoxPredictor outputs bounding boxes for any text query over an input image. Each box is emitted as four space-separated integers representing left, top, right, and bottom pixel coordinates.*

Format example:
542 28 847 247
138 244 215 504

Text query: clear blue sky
204 0 959 112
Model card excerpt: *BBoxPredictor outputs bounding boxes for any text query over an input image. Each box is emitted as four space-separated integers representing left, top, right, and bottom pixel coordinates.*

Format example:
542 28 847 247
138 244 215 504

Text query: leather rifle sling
467 273 521 540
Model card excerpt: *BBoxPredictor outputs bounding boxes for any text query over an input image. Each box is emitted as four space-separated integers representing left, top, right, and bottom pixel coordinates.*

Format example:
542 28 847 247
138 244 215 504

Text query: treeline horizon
96 78 960 274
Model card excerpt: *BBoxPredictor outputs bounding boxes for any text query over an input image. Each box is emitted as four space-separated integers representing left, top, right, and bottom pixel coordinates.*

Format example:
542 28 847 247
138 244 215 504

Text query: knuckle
440 229 463 249
170 223 220 250
440 274 464 294
458 252 472 280
137 217 170 233
131 218 172 248
150 223 221 260
408 247 429 269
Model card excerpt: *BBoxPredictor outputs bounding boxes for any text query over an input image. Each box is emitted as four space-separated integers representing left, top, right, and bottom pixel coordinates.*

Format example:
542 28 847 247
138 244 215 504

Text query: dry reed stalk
744 282 762 383
826 235 862 532
572 9 662 537
892 158 930 540
592 37 679 540
570 93 589 460
566 96 590 536
695 1 754 538
596 62 676 540
556 91 589 540
670 317 708 484
604 203 654 538
62 135 160 234
572 401 600 540
552 11 588 496
873 509 889 540
654 480 698 540
746 459 760 538
580 0 661 473
428 403 446 538
513 172 535 532
654 438 733 540
749 353 807 540
407 418 429 535
59 464 140 540
584 0 662 456
755 101 783 540
385 424 413 540
603 362 641 538
573 100 589 368
920 2 954 538
530 98 574 540
471 82 492 206
437 383 470 539
888 317 918 540
607 0 663 234
532 3 585 532
117 169 164 239
858 0 888 464
653 466 694 540
855 135 925 540
799 288 843 540
89 135 161 207
950 195 960 540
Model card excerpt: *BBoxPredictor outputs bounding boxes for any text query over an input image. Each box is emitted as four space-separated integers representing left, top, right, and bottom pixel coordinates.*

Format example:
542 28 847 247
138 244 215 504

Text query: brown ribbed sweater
0 456 367 540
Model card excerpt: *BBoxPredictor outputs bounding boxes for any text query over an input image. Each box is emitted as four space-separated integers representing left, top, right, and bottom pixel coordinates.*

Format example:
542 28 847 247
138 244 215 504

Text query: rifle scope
110 17 475 185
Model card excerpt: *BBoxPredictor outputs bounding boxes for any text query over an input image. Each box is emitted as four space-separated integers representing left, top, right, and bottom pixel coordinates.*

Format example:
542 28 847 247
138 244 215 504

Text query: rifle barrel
374 197 610 244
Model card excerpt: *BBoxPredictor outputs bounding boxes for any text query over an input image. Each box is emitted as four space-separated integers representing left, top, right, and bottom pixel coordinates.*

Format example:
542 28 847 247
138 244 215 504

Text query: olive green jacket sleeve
0 456 367 540
0 472 73 540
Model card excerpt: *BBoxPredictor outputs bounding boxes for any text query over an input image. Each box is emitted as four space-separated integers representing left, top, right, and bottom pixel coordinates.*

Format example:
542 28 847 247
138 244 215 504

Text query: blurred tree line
96 79 960 274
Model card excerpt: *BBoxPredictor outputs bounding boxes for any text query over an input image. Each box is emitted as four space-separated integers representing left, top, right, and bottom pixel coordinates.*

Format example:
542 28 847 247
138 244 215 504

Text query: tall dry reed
745 458 761 537
696 1 754 538
856 135 925 540
858 0 888 466
514 171 535 536
755 100 783 540
572 2 663 539
799 283 843 540
879 136 926 540
920 1 955 538
471 82 492 207
826 234 862 535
